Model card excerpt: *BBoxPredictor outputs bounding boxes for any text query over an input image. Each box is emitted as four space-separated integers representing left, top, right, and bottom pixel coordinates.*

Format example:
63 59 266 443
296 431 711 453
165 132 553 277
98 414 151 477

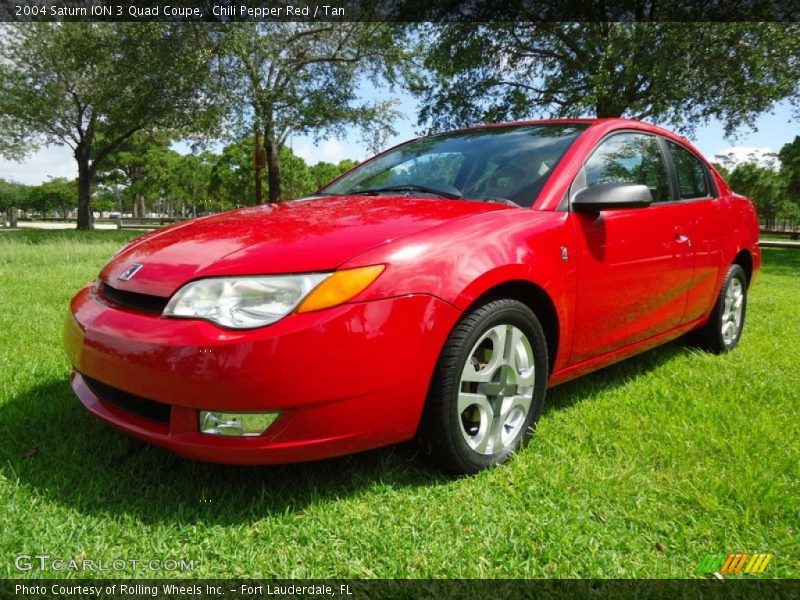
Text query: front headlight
163 274 330 329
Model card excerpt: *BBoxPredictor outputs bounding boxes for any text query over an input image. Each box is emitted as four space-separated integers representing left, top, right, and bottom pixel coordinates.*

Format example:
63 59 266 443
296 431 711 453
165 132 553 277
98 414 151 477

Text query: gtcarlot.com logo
696 552 774 575
14 554 194 572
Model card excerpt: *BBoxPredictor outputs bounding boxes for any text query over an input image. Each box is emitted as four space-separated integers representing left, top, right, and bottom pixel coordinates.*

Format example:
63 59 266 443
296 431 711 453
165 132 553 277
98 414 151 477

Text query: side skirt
548 316 707 387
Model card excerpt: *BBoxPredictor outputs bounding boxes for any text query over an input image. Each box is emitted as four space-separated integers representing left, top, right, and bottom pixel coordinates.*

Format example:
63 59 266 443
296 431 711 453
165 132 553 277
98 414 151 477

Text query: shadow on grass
0 379 447 526
1 341 689 526
544 341 686 414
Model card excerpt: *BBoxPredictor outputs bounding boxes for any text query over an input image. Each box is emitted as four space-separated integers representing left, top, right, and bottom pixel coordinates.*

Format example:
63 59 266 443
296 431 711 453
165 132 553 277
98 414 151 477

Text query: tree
279 150 313 200
416 22 800 135
0 179 29 226
96 133 174 218
164 152 216 217
779 136 800 207
0 23 214 229
309 159 360 190
777 137 800 229
27 178 77 219
727 163 786 230
209 135 353 206
0 179 28 211
209 22 409 203
210 136 258 208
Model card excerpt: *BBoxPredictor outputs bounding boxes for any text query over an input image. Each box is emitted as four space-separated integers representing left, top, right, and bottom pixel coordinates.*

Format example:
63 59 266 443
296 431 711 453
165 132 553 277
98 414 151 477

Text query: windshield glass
320 124 588 207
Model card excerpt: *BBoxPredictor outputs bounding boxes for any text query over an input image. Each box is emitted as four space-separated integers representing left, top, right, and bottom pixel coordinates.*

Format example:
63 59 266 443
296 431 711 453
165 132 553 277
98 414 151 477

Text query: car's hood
100 195 508 297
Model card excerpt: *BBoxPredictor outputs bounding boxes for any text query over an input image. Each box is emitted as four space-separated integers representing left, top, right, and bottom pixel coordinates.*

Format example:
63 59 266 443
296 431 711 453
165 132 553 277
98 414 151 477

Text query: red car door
664 139 724 323
568 132 695 364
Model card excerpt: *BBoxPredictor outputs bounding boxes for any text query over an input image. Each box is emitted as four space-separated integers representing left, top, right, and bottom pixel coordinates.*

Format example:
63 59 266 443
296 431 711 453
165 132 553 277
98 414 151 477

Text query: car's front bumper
65 284 459 464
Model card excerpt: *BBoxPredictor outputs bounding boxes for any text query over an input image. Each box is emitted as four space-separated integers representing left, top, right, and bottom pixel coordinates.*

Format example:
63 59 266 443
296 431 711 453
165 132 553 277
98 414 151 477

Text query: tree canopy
26 178 77 219
0 179 29 213
0 23 214 229
416 22 800 135
208 22 409 203
207 135 357 206
778 136 800 209
86 134 358 218
2 20 800 228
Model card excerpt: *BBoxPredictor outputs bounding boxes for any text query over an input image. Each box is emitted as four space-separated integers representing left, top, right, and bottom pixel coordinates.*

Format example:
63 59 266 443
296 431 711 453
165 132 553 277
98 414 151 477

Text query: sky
0 83 796 186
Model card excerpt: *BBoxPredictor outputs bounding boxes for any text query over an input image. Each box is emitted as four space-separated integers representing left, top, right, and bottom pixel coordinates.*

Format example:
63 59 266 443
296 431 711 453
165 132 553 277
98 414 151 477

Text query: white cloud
712 146 780 169
0 145 76 184
290 137 365 165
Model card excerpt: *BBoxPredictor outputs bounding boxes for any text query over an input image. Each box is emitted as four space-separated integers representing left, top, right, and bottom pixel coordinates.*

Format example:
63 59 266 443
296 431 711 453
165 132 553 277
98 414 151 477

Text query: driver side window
583 133 671 203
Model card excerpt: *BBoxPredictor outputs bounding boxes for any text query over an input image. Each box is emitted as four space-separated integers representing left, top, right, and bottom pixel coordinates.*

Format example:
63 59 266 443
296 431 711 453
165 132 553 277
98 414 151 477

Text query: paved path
3 222 117 230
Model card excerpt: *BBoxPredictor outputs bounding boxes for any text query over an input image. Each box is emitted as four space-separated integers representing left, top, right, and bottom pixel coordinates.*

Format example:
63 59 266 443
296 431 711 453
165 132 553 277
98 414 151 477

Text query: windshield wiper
350 184 462 200
473 196 522 207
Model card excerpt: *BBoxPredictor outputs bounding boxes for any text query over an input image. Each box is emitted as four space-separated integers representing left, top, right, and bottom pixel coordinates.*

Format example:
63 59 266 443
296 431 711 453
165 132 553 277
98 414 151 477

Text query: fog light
199 411 279 436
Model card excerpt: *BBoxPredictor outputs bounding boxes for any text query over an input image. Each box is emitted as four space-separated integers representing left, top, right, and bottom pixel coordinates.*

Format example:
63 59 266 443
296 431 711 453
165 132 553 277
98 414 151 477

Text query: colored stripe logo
696 552 774 574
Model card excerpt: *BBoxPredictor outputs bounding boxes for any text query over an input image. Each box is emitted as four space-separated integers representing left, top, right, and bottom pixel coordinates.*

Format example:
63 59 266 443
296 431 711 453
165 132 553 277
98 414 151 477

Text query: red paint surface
65 118 761 464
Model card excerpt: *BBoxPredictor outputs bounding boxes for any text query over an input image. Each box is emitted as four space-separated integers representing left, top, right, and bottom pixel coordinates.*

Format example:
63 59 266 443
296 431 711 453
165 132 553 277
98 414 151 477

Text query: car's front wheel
419 298 549 474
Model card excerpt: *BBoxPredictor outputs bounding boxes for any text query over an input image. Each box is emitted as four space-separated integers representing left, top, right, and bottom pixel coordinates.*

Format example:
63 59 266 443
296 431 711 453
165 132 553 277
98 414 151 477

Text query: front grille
83 375 172 424
100 283 169 314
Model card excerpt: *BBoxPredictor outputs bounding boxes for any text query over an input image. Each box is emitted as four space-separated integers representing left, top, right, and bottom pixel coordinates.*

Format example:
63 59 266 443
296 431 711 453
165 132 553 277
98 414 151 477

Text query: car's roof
419 117 693 148
458 117 670 135
449 117 698 156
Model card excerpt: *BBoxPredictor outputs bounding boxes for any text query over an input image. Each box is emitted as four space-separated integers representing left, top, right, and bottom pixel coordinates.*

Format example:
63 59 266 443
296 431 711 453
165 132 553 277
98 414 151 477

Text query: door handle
675 228 692 247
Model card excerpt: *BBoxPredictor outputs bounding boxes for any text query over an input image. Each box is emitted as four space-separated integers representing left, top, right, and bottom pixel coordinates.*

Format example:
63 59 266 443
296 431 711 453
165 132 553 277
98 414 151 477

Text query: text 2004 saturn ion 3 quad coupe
65 118 760 474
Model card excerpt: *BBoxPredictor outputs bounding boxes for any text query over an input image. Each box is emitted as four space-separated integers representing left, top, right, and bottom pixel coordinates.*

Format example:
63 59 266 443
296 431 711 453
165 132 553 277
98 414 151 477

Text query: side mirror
572 182 653 212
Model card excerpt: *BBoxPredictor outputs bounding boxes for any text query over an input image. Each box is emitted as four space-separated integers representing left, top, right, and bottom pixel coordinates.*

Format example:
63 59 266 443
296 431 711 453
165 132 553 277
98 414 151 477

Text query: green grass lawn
0 229 798 579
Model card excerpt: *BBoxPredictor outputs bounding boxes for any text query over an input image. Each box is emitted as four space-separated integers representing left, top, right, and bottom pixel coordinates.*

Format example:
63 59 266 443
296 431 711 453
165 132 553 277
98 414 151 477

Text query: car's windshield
319 124 588 207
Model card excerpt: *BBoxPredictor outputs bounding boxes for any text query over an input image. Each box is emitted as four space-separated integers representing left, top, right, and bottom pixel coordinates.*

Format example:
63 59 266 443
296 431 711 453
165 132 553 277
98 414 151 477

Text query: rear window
668 141 710 199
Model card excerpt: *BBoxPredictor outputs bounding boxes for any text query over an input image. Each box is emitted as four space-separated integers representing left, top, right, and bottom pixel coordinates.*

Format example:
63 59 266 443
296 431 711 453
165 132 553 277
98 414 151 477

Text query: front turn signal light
296 265 385 314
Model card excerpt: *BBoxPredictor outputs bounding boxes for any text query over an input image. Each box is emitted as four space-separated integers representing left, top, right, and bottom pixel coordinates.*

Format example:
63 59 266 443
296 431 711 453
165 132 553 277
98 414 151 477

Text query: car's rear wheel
419 298 549 474
688 264 748 354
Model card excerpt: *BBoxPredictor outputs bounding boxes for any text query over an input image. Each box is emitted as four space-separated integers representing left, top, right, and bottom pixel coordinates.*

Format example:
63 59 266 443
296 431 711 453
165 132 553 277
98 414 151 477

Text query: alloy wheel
457 324 535 455
721 277 744 346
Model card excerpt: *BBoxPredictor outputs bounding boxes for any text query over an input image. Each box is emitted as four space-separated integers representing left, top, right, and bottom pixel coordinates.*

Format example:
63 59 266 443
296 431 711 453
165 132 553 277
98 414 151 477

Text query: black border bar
3 579 800 600
1 0 799 22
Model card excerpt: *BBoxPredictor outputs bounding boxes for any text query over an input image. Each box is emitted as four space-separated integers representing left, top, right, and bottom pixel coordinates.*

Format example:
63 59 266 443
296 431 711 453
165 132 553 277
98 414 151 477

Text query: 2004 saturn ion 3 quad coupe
65 118 760 474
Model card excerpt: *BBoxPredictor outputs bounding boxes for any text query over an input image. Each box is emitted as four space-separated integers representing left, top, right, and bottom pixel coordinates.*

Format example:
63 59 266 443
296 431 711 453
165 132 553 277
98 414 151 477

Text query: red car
64 118 760 474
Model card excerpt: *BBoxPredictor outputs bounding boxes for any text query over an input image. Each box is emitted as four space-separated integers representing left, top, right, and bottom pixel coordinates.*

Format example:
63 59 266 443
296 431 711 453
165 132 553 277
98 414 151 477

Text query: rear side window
668 141 710 199
583 133 671 202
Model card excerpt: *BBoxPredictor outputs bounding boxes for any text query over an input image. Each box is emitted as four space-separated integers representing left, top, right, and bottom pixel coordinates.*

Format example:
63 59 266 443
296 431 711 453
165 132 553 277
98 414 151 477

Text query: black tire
418 298 549 474
687 264 748 354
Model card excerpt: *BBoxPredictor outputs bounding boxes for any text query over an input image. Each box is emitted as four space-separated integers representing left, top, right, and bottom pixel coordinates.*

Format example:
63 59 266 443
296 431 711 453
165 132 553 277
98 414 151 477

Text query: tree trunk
254 129 264 205
595 99 624 119
75 150 94 230
264 125 281 204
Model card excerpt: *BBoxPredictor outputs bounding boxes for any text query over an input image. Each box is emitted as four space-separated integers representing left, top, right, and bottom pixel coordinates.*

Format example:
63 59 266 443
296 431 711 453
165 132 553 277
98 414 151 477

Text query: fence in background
115 216 183 230
760 222 800 248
